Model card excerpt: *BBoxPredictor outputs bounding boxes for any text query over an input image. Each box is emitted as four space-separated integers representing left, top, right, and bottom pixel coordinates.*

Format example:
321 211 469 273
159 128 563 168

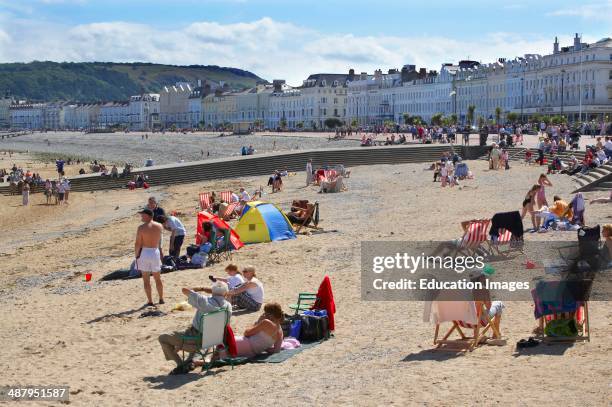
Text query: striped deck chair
222 201 240 220
219 190 232 203
429 301 501 352
199 192 212 211
457 219 491 256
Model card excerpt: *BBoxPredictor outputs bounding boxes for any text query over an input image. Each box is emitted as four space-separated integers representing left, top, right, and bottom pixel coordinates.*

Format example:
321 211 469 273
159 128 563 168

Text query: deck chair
199 192 212 211
456 219 491 256
293 201 321 233
180 308 243 373
531 280 592 342
488 228 523 255
288 292 318 315
426 300 501 352
219 190 232 203
222 202 240 221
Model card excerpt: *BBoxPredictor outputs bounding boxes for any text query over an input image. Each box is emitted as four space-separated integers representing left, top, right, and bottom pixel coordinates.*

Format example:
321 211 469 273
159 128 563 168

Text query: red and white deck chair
489 228 524 256
456 219 491 256
425 300 500 352
199 192 212 211
221 201 240 220
219 190 233 203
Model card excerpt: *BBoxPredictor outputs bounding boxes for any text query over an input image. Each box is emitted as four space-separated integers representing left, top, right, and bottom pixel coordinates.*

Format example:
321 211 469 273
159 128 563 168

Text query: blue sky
0 0 610 84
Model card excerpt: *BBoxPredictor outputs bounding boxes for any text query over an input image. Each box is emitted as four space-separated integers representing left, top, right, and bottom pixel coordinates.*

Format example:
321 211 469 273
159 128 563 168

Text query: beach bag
300 314 330 342
281 314 301 338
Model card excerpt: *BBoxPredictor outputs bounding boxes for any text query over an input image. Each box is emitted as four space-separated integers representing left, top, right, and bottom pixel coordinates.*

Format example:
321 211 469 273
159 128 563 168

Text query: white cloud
547 0 612 21
0 17 602 86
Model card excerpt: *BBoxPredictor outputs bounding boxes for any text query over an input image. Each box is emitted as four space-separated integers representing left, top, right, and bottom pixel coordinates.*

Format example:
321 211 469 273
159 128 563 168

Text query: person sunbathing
215 302 284 360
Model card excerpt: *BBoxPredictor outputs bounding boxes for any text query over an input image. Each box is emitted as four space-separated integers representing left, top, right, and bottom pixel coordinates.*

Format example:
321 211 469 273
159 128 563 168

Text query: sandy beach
0 148 610 406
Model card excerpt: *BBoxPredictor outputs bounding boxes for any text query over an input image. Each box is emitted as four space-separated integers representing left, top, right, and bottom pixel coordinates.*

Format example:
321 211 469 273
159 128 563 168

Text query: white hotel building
347 35 612 125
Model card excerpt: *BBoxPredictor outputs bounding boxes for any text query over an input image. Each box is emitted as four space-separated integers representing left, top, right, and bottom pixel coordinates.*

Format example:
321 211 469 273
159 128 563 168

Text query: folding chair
428 301 501 352
199 192 211 211
219 190 232 203
456 219 491 256
288 292 318 315
208 228 232 263
531 280 592 343
180 308 242 374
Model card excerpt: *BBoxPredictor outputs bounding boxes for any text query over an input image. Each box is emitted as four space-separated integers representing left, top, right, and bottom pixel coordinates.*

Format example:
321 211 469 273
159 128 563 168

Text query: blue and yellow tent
234 201 296 244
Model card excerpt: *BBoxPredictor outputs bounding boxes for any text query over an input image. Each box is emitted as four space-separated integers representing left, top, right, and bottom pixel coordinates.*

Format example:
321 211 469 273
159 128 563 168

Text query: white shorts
137 248 162 273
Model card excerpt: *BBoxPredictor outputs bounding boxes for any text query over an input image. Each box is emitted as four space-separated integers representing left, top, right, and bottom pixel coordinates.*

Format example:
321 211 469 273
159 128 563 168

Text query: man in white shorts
135 208 164 306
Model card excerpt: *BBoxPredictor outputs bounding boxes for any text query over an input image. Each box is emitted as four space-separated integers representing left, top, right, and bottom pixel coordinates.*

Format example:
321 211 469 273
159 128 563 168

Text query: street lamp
560 69 565 117
520 77 524 123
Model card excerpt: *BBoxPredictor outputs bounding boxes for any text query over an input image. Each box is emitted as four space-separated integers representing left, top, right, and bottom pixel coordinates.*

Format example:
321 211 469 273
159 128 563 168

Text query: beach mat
210 340 326 367
251 340 324 363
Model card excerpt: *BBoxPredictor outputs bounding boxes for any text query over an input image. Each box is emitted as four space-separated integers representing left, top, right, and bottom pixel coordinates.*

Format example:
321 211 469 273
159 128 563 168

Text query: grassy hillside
0 61 266 102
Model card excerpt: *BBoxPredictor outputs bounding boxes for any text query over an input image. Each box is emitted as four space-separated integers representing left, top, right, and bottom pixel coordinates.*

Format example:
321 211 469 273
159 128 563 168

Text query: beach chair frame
293 201 322 234
455 219 492 257
433 302 501 352
537 302 590 343
208 228 232 264
199 192 212 211
219 190 233 203
289 292 318 315
180 308 242 373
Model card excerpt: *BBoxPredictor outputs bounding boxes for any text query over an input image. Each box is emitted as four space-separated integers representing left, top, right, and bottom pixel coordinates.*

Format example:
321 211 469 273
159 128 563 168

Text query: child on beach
210 264 245 289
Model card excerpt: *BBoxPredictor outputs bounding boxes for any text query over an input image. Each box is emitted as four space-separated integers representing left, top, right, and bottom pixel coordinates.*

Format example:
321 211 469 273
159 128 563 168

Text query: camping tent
234 201 296 244
196 211 244 250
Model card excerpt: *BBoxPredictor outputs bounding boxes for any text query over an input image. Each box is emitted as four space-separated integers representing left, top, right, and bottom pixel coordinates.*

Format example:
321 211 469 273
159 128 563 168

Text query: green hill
0 61 266 102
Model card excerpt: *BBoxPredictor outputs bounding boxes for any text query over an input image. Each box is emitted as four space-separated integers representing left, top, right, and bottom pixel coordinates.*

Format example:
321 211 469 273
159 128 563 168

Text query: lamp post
560 69 565 117
520 77 524 123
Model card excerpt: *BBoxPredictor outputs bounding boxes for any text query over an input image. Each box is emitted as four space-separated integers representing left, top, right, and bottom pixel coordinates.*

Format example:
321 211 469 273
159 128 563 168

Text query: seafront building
0 94 12 128
128 93 160 131
5 35 611 130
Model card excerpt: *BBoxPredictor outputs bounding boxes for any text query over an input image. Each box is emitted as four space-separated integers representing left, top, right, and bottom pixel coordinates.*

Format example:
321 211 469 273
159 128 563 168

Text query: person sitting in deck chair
158 281 232 374
286 200 311 226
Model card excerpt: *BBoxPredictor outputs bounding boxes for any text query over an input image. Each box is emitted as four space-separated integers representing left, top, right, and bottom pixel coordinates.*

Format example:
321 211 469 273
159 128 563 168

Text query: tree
495 106 502 125
279 117 287 129
477 115 485 128
324 117 343 129
449 114 458 125
403 113 412 125
506 112 519 123
383 119 395 128
430 113 444 126
541 116 551 125
467 105 476 126
198 120 205 129
350 118 358 128
296 121 304 129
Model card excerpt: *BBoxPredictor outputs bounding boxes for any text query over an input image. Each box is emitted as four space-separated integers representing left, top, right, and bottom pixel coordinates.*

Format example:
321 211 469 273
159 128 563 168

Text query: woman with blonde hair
226 265 264 311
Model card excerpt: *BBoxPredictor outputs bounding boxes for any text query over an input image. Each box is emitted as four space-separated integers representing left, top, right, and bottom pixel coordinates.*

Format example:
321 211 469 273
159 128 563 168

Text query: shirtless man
135 208 164 306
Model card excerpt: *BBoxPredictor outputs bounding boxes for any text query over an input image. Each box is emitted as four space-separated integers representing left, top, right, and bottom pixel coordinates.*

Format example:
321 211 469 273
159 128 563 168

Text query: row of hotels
1 35 611 131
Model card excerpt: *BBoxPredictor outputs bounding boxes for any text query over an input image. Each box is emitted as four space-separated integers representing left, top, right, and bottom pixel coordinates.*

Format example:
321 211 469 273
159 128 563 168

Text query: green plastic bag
544 318 578 337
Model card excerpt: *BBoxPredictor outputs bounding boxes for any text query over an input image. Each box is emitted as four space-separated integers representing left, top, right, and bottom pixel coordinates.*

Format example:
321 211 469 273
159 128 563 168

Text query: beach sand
0 158 610 406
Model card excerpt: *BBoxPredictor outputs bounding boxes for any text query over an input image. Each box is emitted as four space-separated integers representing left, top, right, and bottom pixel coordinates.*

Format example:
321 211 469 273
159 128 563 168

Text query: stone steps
0 144 487 195
571 163 612 192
